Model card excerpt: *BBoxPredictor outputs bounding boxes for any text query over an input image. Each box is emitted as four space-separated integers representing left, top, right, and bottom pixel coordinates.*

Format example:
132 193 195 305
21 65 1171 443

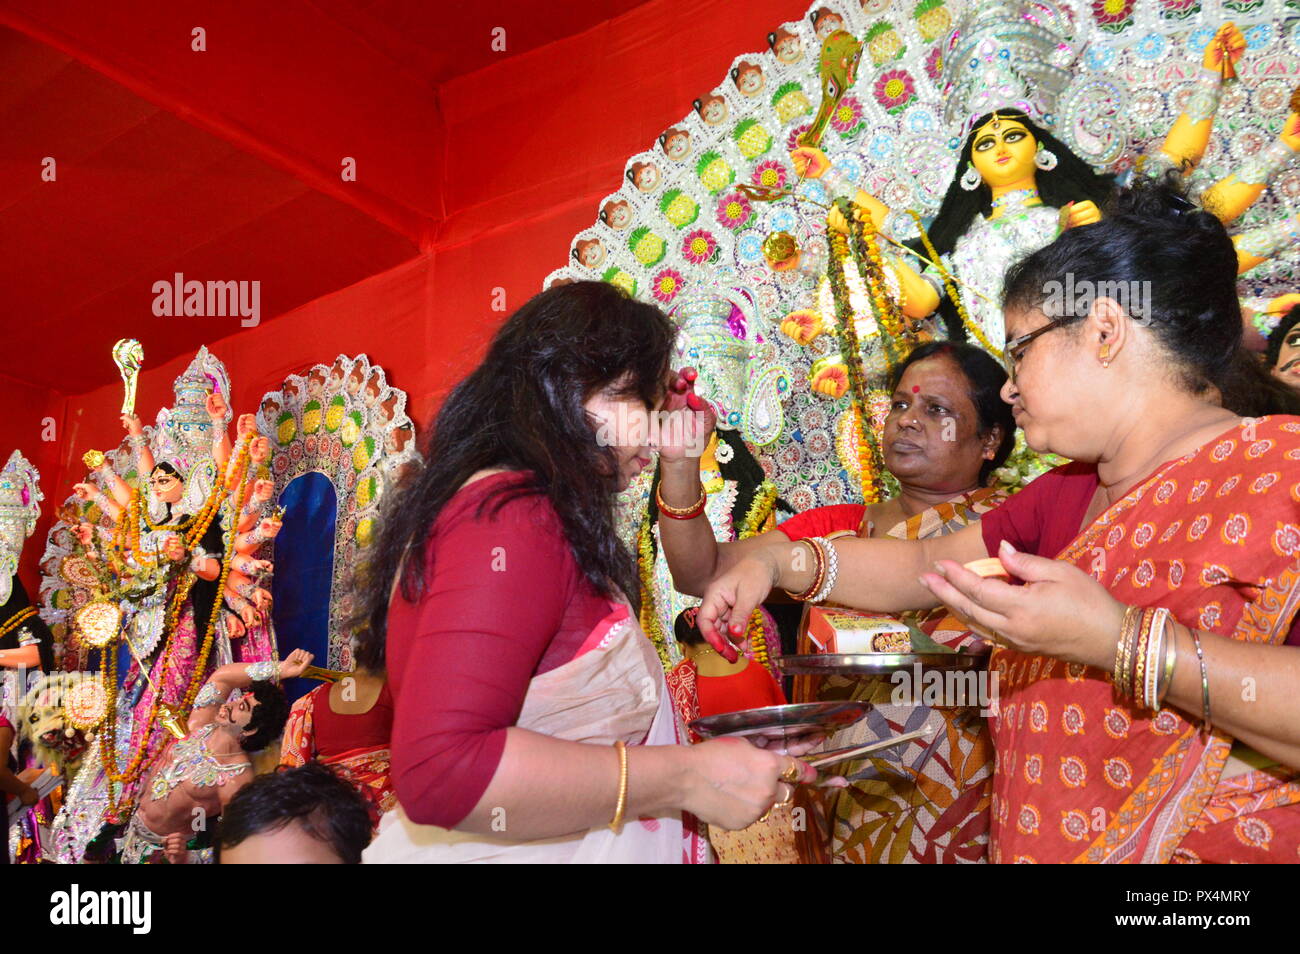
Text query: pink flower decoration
873 69 916 114
682 229 718 265
1092 0 1135 26
829 95 864 133
924 45 944 82
785 124 812 152
715 193 752 230
751 159 787 190
652 268 684 303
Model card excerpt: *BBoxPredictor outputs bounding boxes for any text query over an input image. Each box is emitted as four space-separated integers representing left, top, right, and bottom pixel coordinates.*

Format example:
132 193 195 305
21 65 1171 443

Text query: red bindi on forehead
911 385 920 393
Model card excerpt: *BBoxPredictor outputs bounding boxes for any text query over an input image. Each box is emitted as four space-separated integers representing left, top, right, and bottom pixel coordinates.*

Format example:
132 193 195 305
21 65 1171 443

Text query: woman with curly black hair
354 280 817 863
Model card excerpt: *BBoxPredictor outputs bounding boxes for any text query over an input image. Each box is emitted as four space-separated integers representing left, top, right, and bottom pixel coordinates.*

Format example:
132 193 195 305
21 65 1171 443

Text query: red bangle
656 485 706 520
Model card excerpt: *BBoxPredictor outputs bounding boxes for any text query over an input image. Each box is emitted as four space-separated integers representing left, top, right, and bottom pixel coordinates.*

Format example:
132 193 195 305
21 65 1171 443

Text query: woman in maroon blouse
354 281 815 863
690 179 1300 862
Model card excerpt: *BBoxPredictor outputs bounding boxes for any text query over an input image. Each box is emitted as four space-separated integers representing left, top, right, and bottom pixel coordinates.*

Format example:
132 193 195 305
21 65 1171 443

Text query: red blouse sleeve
979 462 1098 559
385 479 580 828
776 504 866 541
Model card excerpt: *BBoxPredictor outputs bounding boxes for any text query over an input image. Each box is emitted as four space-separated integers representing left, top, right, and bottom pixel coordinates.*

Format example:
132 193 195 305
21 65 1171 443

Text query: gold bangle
1113 605 1140 699
782 538 826 602
1159 622 1178 705
655 484 706 517
1132 609 1154 705
609 740 629 833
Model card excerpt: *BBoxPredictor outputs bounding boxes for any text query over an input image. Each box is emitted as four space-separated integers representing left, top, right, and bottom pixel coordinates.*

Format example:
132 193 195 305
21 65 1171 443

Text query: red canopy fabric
0 0 808 588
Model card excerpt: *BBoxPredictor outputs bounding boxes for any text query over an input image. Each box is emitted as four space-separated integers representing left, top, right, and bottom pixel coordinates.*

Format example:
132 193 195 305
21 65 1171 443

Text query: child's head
673 607 707 648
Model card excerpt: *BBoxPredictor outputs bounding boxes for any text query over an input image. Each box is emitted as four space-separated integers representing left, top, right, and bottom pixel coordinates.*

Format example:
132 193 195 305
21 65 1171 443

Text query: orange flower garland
100 435 255 819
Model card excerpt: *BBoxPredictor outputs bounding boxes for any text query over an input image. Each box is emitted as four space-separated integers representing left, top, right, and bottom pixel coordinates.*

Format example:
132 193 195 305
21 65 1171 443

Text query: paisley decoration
541 0 1299 519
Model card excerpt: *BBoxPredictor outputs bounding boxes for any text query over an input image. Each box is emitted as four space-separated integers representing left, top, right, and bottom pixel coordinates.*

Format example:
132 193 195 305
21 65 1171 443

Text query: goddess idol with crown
49 345 283 845
789 5 1299 353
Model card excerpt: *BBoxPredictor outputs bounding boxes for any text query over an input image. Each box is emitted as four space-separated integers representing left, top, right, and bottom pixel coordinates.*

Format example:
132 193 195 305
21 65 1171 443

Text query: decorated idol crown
0 449 42 604
941 0 1080 139
153 346 231 516
156 346 231 462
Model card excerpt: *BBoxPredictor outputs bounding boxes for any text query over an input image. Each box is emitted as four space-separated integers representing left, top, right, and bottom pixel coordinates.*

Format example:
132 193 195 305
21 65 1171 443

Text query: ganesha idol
47 347 284 855
636 282 792 670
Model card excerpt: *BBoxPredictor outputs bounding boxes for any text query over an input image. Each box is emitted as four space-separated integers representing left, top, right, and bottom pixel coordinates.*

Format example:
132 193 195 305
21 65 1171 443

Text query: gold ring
777 784 795 807
757 807 773 823
779 758 801 784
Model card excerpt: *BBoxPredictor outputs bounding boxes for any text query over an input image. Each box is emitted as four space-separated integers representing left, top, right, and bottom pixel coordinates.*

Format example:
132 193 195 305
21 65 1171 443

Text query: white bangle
808 536 840 604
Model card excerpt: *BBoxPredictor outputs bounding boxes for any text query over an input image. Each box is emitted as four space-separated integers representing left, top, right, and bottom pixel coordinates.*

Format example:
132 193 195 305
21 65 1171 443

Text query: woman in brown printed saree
691 179 1300 863
660 341 1016 863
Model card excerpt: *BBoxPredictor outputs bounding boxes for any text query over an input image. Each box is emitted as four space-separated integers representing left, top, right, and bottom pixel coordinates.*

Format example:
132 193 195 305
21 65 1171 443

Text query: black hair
908 111 1116 341
352 281 677 671
240 681 290 752
216 762 372 864
673 607 707 647
1002 175 1300 417
1265 304 1300 370
151 461 182 478
890 341 1016 484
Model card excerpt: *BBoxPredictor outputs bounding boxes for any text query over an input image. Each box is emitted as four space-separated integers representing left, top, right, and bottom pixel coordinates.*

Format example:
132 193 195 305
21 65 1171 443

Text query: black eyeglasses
1003 315 1081 383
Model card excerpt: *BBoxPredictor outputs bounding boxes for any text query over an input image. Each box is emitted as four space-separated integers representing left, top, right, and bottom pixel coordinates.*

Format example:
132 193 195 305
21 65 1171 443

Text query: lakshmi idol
792 12 1299 352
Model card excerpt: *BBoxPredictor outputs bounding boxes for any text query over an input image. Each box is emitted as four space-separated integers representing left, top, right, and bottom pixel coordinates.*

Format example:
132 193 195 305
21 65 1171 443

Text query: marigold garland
638 476 780 674
100 436 255 820
906 209 1002 359
825 197 922 504
0 606 38 641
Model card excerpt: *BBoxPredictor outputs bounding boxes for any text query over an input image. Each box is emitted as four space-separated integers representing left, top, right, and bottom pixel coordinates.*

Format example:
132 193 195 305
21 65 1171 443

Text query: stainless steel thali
689 701 870 742
774 652 983 676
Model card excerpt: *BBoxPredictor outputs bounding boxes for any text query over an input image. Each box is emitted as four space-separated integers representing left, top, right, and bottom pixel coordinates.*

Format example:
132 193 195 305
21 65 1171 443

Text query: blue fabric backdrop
271 472 337 703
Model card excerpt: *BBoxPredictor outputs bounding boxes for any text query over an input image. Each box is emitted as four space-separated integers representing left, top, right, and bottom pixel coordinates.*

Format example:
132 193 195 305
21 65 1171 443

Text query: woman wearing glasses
692 179 1300 863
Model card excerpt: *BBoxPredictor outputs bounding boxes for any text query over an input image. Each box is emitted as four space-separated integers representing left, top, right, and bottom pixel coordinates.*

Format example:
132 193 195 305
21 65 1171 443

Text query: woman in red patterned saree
660 341 1016 864
692 180 1300 863
279 667 396 827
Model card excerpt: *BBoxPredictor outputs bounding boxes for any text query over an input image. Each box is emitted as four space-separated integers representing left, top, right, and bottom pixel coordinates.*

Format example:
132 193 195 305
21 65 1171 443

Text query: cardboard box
806 606 912 654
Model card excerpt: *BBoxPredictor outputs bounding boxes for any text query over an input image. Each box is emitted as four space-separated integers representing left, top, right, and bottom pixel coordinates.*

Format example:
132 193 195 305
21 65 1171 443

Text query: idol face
149 467 184 505
1273 323 1300 390
969 118 1038 189
215 689 258 734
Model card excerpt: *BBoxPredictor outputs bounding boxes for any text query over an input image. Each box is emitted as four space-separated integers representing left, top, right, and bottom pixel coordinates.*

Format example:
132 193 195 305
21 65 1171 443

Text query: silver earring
1034 146 1058 171
960 163 981 191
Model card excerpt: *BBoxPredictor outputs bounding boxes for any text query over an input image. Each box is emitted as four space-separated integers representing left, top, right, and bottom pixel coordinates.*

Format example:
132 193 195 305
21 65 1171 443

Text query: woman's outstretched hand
917 539 1126 670
695 552 781 662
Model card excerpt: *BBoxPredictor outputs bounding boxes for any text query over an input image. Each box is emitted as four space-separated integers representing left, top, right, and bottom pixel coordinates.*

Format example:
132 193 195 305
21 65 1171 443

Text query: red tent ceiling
0 0 809 592
0 0 658 392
